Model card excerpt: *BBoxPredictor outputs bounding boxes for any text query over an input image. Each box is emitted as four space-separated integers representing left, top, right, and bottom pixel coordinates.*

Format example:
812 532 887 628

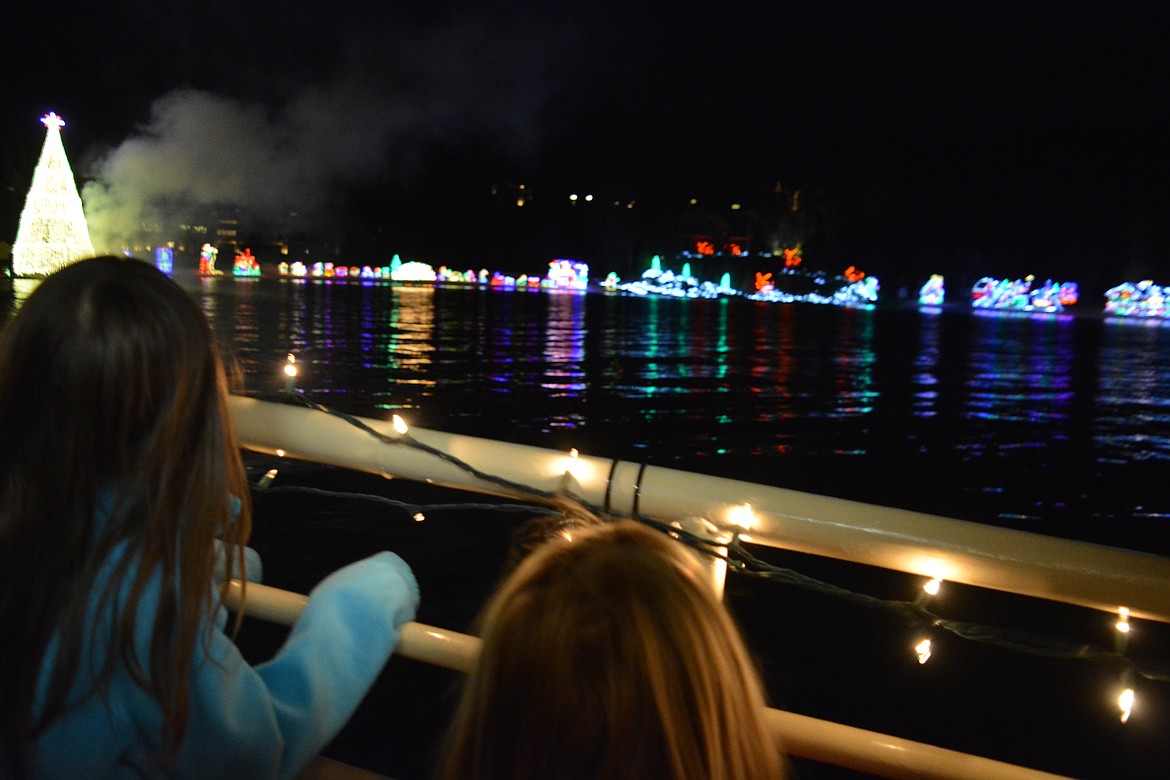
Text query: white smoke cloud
80 10 579 254
82 83 411 252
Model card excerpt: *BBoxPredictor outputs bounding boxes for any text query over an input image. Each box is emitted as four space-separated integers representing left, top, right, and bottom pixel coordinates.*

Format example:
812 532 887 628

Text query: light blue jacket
24 532 418 779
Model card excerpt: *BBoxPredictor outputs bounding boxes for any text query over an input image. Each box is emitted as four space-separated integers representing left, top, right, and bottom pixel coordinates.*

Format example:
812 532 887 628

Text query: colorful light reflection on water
7 273 1168 555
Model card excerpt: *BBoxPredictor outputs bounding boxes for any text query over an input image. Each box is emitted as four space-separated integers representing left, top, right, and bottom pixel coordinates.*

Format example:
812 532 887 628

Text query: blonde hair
438 519 784 780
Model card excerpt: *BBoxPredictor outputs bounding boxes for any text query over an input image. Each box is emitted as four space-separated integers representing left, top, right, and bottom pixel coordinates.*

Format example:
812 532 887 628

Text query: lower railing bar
224 581 479 672
226 580 1072 780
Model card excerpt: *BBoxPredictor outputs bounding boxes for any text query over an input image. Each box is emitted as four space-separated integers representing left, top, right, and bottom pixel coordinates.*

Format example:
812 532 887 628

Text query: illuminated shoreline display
1105 281 1170 318
199 243 223 276
210 245 883 308
971 276 1079 312
275 256 590 291
748 272 879 307
747 259 879 308
613 253 880 307
918 275 945 306
232 248 260 276
615 255 738 299
154 247 174 274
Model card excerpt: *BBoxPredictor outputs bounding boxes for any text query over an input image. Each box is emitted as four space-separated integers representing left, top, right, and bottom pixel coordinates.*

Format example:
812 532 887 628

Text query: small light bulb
1119 687 1135 723
728 503 756 531
392 414 409 435
275 449 286 457
412 512 425 523
914 638 932 665
560 449 583 482
1116 606 1131 633
282 354 298 393
923 578 941 596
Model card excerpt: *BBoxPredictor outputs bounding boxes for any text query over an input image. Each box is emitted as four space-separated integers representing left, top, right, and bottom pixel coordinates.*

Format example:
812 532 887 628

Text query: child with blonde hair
438 518 784 780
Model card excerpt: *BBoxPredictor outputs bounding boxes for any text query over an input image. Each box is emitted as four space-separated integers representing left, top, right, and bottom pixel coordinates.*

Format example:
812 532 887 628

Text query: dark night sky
2 1 1168 292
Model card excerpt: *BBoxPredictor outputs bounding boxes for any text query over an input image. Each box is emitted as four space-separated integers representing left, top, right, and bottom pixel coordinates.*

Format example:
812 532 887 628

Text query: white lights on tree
12 112 95 277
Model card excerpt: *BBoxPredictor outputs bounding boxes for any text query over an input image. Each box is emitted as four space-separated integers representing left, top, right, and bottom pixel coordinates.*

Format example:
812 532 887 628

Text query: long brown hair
438 519 784 780
0 257 251 775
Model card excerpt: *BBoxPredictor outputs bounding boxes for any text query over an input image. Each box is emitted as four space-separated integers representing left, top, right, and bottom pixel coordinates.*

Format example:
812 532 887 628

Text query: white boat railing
224 581 1070 780
228 395 1170 624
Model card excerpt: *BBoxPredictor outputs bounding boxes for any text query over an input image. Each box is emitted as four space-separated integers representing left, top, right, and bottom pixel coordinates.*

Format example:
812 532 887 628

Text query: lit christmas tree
12 112 95 277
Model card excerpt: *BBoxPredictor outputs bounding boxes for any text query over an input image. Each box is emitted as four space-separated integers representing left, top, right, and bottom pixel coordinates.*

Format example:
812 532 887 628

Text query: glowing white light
915 638 932 664
412 512 426 523
923 578 942 596
390 261 438 282
392 415 409 435
1119 688 1135 723
283 354 298 378
12 111 95 277
727 503 756 531
1116 606 1131 634
561 449 582 482
275 449 286 458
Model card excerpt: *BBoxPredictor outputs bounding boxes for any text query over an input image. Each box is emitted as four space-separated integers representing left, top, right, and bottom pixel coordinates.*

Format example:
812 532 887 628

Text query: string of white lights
259 377 1170 721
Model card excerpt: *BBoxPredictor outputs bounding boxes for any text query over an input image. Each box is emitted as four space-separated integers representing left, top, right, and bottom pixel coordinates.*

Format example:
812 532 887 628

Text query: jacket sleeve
213 540 264 584
160 551 419 780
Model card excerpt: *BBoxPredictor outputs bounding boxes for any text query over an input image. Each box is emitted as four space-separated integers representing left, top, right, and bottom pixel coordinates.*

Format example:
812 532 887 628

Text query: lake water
191 275 1170 556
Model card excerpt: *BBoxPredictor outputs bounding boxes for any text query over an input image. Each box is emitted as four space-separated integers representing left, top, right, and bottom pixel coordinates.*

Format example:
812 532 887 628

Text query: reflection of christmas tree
12 112 94 277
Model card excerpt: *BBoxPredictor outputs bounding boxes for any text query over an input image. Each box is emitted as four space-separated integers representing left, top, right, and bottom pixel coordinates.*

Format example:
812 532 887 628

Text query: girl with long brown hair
0 257 418 778
437 518 785 780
